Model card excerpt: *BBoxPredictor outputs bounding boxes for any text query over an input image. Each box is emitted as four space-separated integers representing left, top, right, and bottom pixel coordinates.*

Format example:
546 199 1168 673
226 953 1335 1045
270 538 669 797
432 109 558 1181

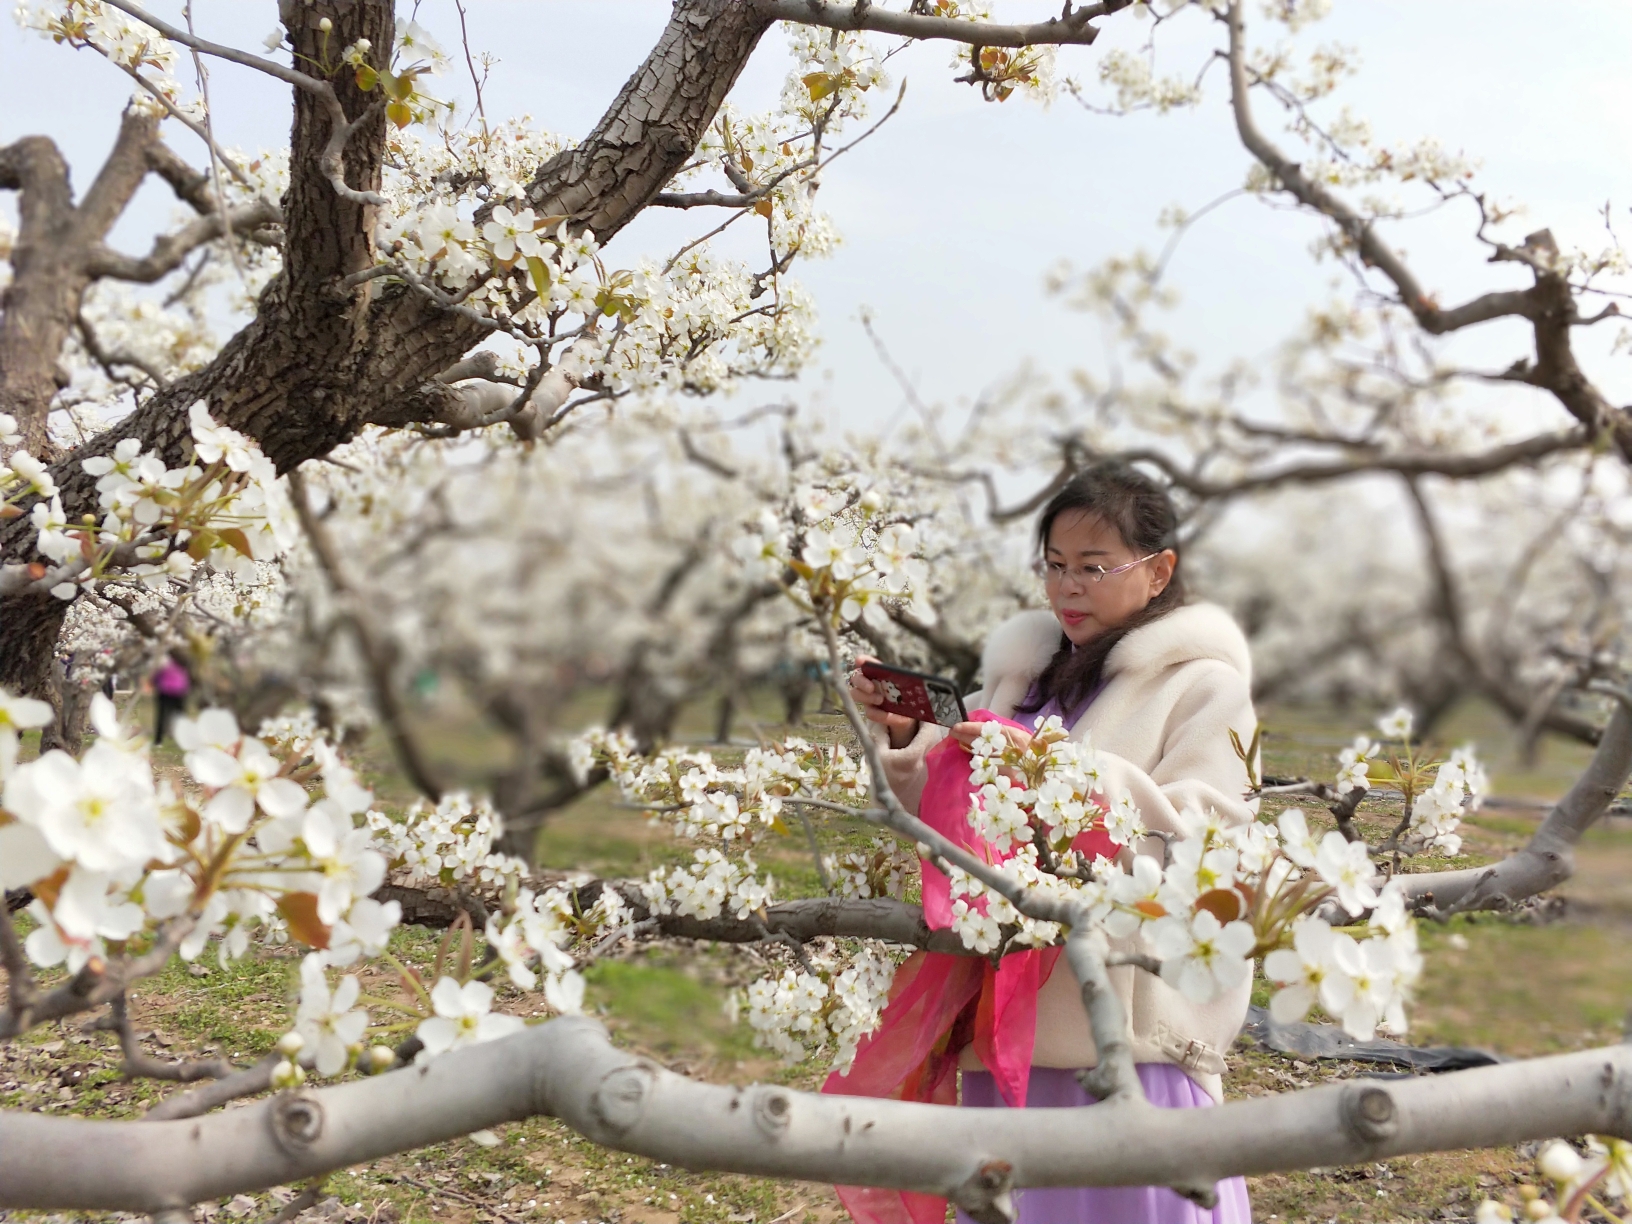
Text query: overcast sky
4 2 1630 439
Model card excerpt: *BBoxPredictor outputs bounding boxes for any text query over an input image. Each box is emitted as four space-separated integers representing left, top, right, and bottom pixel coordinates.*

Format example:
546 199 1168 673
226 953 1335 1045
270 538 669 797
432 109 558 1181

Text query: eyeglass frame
1032 552 1164 586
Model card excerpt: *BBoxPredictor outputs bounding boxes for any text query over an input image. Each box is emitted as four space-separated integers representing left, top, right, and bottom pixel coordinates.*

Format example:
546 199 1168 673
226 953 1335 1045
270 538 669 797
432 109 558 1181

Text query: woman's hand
949 721 1034 755
849 656 919 749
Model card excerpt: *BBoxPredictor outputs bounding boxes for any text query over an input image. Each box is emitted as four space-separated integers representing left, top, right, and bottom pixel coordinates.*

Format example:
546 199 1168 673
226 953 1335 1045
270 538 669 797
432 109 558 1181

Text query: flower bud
1524 1200 1554 1222
365 1045 396 1074
271 1059 306 1090
1538 1141 1583 1184
318 17 333 32
859 489 884 512
275 1031 305 1057
354 38 371 52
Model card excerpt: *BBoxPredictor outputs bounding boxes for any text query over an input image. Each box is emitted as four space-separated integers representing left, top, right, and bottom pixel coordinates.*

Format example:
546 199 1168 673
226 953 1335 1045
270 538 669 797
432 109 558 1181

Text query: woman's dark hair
1016 463 1185 714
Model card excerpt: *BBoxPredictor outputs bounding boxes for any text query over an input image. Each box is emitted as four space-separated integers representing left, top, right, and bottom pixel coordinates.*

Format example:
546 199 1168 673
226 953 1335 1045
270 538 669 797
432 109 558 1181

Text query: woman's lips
1059 609 1088 626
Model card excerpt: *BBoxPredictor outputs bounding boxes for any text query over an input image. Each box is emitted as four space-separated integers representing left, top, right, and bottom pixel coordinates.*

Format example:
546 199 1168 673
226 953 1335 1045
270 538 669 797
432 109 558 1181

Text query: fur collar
980 602 1252 696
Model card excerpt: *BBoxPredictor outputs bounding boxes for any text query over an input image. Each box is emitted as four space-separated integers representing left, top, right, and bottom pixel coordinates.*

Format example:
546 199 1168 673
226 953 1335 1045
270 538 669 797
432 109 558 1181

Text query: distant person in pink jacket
151 654 191 745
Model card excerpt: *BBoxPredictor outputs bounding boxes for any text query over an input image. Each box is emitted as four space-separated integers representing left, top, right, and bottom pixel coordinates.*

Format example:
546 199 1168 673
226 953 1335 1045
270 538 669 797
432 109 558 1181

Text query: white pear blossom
544 970 586 1016
295 956 369 1076
1262 916 1348 1024
1376 706 1414 741
416 977 524 1059
24 869 145 972
0 687 52 778
1336 735 1376 795
302 804 388 924
3 742 166 874
1146 909 1256 1004
1276 807 1323 868
1312 830 1379 916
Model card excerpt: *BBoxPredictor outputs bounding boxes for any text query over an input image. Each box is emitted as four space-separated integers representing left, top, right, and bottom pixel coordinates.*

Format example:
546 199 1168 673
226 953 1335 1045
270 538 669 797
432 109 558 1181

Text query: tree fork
0 0 781 696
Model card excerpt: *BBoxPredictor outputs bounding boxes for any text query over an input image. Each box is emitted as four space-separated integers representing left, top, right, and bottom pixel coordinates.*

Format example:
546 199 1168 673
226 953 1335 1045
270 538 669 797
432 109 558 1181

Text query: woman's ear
1148 549 1177 599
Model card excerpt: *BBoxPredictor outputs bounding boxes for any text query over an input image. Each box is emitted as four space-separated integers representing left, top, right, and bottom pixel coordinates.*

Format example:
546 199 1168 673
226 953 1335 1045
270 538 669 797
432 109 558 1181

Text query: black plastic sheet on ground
1239 1005 1502 1073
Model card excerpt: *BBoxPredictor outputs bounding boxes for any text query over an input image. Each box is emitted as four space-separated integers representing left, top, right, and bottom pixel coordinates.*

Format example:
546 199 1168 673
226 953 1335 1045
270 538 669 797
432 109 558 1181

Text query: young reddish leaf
31 865 72 912
26 562 47 580
1193 887 1248 925
387 101 413 130
218 527 254 559
0 504 21 519
277 893 332 950
187 532 212 561
753 199 774 218
1134 899 1167 919
353 64 379 92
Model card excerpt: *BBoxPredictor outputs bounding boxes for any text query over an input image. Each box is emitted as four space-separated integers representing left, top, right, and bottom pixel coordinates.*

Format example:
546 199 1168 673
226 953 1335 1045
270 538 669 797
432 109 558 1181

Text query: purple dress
954 682 1252 1224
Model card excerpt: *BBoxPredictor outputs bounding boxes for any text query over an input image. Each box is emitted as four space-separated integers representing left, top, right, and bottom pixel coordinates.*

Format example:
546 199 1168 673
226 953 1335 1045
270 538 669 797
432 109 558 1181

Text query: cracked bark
0 0 779 698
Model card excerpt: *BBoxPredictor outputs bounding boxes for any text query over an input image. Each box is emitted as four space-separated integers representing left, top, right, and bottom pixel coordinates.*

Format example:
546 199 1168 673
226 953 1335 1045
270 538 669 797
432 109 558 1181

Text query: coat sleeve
866 719 949 816
1146 658 1259 830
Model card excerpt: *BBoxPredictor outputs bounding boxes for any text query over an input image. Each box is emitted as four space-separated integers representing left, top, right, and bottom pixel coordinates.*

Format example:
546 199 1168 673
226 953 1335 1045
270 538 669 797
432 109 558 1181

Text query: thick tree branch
144 140 216 213
110 993 235 1083
84 198 283 283
4 1018 1632 1213
1224 0 1632 461
757 0 1126 46
1400 687 1632 914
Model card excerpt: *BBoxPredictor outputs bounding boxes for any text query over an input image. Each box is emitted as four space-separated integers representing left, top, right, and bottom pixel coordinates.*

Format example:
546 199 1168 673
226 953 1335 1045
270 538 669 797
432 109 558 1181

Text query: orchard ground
2 692 1626 1224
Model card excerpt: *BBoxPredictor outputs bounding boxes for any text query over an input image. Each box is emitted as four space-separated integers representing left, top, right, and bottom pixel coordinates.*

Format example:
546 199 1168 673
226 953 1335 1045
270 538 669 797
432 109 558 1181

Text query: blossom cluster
2 402 298 602
349 16 899 415
0 698 393 974
574 727 866 852
964 715 1145 852
945 721 1420 1040
735 481 936 632
1348 706 1487 857
743 940 897 1070
573 727 868 922
1475 1135 1632 1223
17 0 196 121
0 686 594 1089
573 725 903 1062
365 791 524 892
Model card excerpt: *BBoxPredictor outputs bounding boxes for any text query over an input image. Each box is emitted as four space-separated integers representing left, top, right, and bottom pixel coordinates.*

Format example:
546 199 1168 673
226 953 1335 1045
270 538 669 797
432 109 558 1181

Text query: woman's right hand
849 656 920 749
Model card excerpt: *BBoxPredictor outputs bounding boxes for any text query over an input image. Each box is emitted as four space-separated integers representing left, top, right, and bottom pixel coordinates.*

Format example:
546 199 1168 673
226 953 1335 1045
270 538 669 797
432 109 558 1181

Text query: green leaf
353 64 378 92
803 71 839 101
381 68 415 101
386 100 413 129
525 255 552 299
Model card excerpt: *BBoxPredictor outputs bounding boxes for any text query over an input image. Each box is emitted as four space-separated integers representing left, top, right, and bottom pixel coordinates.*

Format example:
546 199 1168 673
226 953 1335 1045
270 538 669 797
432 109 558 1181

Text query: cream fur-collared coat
873 601 1258 1103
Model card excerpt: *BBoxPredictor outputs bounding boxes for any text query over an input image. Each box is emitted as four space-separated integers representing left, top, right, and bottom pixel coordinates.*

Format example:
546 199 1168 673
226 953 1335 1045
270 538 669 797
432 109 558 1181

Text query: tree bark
4 1017 1632 1215
0 0 780 697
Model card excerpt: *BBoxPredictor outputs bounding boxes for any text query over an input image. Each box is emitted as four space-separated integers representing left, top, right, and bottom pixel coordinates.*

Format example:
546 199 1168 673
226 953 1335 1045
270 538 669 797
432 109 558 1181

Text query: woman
835 463 1257 1224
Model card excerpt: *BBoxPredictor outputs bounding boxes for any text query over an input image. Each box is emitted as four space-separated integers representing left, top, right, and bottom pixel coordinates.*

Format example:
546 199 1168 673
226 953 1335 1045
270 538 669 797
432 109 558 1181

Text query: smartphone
858 660 968 728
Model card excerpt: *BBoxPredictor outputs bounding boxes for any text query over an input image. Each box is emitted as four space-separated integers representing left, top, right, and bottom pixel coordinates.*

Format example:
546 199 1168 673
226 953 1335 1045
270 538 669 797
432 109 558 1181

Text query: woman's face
1043 509 1176 646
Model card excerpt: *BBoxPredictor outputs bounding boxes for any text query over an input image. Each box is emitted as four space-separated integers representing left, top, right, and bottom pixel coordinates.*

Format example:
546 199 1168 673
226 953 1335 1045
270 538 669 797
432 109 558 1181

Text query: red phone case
859 661 966 727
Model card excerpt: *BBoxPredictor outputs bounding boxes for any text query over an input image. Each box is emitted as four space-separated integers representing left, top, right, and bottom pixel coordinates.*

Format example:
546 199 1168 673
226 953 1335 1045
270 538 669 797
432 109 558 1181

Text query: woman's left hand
949 721 1034 755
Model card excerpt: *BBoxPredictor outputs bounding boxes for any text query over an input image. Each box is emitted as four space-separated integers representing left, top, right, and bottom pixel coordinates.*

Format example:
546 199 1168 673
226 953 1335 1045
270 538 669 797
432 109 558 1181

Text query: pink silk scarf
822 711 1120 1224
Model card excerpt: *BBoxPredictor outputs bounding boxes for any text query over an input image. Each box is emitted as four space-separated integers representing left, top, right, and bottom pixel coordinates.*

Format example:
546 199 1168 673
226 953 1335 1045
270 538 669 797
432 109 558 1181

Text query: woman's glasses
1032 553 1160 586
